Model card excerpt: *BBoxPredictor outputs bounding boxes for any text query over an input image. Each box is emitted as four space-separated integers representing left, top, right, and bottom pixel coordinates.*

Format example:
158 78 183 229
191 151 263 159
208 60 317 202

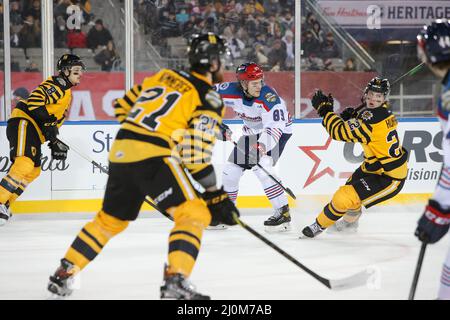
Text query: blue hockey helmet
417 19 450 65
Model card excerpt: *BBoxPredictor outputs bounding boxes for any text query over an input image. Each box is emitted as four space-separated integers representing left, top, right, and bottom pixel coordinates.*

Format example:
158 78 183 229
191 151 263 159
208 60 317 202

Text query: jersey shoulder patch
260 85 281 109
358 106 391 124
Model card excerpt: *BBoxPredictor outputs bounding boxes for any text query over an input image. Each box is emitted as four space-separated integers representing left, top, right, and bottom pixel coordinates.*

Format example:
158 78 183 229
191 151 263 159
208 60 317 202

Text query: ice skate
47 259 77 297
160 266 210 300
206 220 228 230
0 203 11 227
327 219 359 234
264 205 291 233
328 209 361 234
300 221 326 239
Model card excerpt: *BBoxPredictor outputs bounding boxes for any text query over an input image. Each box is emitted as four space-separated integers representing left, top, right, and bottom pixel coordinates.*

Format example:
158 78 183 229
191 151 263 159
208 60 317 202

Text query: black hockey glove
203 188 240 226
48 139 70 161
415 199 450 244
217 123 233 141
311 90 334 117
340 107 357 121
41 116 59 142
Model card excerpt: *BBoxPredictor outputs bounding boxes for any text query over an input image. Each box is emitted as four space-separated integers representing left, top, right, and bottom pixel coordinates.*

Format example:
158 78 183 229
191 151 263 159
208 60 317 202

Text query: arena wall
0 118 441 213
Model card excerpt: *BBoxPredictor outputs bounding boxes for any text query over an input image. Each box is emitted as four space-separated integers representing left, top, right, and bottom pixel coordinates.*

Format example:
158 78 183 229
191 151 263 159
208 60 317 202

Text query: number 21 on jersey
127 87 181 131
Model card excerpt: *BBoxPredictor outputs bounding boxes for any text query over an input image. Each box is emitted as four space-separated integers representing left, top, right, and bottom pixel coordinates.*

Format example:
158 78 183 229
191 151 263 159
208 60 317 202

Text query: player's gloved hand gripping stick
60 137 374 290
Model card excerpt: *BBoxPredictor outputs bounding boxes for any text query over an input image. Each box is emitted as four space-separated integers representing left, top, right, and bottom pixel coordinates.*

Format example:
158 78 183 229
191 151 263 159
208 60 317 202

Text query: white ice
0 206 448 300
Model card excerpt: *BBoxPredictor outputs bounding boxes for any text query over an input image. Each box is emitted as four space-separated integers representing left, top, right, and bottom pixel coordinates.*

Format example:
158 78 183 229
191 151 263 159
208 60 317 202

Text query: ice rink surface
0 205 448 300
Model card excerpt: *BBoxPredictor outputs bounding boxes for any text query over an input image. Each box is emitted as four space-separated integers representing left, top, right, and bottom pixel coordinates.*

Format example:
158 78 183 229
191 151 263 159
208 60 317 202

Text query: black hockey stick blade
233 213 372 290
285 187 297 200
409 242 427 300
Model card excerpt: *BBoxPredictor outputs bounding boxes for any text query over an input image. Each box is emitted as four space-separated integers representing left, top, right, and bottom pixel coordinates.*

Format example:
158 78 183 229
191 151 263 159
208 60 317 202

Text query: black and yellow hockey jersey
111 69 224 179
10 76 73 143
323 104 408 180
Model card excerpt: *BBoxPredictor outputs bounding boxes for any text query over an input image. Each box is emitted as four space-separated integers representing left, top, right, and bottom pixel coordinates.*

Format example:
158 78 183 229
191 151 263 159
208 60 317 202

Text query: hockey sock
252 162 288 210
222 163 244 205
438 248 450 299
317 185 361 228
434 165 450 209
167 199 210 277
0 157 34 204
342 207 362 223
7 183 27 206
64 210 129 270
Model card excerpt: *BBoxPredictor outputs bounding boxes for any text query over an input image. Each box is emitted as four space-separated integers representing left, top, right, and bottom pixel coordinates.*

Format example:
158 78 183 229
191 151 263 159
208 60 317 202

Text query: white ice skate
0 204 11 227
327 219 359 234
206 220 228 230
300 221 326 239
48 259 77 297
328 210 361 234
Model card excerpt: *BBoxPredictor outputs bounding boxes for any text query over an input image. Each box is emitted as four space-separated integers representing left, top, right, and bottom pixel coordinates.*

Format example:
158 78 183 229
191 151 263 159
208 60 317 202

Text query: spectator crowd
0 0 357 72
137 0 356 72
1 0 120 72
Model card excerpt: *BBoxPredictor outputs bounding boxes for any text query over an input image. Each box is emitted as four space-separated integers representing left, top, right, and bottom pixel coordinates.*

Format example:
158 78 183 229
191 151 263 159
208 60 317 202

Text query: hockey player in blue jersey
415 19 450 300
215 62 293 232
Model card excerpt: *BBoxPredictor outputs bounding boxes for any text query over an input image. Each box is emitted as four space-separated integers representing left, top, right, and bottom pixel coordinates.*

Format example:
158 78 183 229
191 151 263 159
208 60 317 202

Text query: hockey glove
42 116 59 142
340 107 357 121
415 199 450 244
217 123 233 141
311 90 334 117
48 139 70 161
203 188 240 226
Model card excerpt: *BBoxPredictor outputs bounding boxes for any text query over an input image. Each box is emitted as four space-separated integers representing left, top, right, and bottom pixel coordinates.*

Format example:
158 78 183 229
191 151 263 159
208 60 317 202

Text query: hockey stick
231 139 296 200
408 242 427 300
219 125 296 200
61 138 369 289
58 138 173 221
353 62 425 114
233 213 373 290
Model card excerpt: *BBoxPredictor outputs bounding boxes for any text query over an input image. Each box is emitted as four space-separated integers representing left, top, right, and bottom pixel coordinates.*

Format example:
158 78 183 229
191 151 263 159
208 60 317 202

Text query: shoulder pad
357 106 392 124
205 90 223 110
260 85 281 109
215 82 241 95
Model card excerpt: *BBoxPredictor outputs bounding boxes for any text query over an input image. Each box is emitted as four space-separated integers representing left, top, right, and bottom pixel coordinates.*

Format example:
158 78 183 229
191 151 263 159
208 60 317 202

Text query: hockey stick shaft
355 62 425 113
220 128 296 199
234 214 373 290
59 138 173 221
408 242 427 300
233 213 331 288
391 62 425 86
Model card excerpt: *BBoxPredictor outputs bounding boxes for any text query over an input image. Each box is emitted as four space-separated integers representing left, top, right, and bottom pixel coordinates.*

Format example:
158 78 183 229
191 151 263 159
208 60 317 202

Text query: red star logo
299 137 336 188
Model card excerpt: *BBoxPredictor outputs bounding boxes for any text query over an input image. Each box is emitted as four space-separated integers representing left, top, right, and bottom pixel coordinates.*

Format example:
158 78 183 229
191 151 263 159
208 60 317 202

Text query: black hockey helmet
57 54 85 72
364 77 390 98
187 33 228 72
417 19 450 65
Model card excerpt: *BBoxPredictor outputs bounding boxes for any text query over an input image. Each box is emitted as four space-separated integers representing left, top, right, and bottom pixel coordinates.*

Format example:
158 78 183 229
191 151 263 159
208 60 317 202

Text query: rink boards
0 118 442 213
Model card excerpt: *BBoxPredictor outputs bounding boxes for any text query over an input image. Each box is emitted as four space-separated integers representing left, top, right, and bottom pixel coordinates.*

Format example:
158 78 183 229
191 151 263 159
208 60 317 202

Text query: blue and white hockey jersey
215 81 293 151
438 72 450 123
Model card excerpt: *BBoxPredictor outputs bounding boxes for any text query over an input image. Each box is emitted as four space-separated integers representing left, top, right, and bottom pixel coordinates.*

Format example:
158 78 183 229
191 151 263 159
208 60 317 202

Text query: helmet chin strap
60 68 75 87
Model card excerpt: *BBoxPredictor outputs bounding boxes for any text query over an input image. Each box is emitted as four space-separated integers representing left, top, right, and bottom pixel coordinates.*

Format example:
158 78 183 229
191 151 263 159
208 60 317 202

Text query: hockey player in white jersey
215 62 293 232
415 19 450 300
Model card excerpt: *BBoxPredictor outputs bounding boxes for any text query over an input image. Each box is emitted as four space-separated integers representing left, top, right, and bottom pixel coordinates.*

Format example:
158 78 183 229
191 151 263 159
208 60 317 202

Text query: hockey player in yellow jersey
47 33 240 300
0 54 84 226
301 77 408 238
